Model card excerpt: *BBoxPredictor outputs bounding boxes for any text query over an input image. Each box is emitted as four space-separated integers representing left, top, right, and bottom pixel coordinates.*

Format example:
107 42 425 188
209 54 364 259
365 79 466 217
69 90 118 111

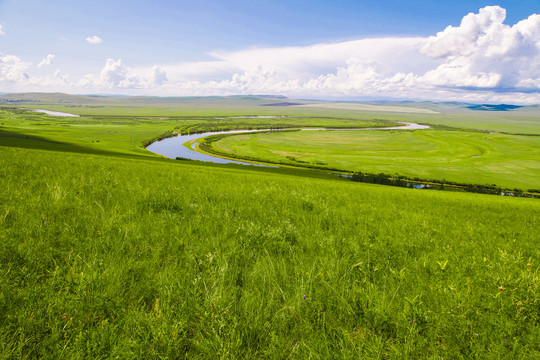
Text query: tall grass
1 144 538 358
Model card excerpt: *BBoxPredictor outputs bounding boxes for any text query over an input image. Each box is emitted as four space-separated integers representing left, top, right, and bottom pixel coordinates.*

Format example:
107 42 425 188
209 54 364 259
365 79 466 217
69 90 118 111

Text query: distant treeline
351 171 539 198
174 123 294 136
142 124 298 148
141 130 178 148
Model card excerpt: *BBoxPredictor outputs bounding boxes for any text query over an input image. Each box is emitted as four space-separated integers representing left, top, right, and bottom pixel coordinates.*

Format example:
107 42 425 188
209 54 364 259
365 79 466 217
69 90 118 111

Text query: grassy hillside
0 97 539 358
1 144 539 359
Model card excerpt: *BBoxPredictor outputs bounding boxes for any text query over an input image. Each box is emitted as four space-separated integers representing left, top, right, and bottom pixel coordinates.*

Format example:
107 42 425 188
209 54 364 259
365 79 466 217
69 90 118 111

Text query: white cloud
420 6 540 89
4 6 540 104
0 55 30 82
80 59 166 89
86 35 102 45
100 58 127 86
38 54 55 68
421 6 508 59
30 70 71 88
151 65 167 85
0 24 5 36
209 37 432 81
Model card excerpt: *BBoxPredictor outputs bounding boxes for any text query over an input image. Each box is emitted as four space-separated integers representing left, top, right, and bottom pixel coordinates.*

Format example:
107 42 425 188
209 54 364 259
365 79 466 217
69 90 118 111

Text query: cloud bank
2 6 540 104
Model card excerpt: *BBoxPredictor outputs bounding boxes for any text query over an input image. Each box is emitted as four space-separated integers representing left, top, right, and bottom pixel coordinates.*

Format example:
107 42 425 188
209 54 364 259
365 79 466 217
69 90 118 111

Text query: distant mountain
466 104 524 111
260 102 304 107
0 92 304 107
226 95 289 100
0 92 108 104
0 92 536 111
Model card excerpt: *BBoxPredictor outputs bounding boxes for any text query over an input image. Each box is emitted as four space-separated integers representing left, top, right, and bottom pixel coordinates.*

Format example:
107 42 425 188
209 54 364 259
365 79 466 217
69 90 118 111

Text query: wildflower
303 295 306 300
498 286 504 291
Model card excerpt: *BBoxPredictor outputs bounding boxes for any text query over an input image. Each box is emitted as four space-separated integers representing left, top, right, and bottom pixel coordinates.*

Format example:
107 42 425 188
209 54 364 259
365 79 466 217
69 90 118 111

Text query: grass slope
0 99 539 358
1 144 539 359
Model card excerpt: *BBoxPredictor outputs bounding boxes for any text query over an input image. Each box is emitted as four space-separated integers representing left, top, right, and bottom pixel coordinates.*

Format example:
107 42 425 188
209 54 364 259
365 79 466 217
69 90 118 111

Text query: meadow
208 129 540 190
0 94 539 358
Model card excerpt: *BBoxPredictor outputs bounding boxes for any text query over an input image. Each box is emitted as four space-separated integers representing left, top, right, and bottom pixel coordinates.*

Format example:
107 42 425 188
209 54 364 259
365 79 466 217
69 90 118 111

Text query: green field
0 108 392 159
0 94 539 358
210 129 540 189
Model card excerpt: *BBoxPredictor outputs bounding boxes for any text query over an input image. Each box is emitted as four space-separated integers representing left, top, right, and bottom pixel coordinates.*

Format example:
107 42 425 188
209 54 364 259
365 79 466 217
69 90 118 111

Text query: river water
146 129 277 166
146 121 430 166
32 109 80 117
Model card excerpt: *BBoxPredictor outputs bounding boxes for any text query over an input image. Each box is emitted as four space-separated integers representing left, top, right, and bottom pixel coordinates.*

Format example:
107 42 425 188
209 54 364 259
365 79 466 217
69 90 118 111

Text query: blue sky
1 0 540 103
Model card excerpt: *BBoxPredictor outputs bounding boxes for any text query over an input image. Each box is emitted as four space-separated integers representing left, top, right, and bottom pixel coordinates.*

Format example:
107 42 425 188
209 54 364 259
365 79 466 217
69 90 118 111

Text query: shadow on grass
0 128 150 160
0 128 349 183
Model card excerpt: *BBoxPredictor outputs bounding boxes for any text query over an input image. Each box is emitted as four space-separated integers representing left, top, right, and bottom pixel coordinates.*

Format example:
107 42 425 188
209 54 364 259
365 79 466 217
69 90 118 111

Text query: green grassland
3 92 540 134
0 94 539 358
210 129 540 189
0 108 392 158
298 103 540 135
1 144 539 359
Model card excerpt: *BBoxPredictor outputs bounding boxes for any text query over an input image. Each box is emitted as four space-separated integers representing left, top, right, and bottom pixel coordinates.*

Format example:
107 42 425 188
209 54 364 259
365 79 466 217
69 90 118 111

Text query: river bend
146 121 430 166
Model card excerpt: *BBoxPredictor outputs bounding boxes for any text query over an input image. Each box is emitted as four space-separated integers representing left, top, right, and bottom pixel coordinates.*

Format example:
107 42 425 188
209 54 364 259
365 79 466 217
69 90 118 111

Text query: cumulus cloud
420 6 540 89
100 58 128 86
38 54 55 68
151 66 167 85
79 59 168 89
4 6 540 104
86 35 102 45
0 55 30 82
79 58 129 88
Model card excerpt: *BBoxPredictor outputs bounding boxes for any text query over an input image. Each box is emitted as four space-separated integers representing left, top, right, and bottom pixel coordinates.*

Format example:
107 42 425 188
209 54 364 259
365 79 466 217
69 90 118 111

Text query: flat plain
212 129 540 189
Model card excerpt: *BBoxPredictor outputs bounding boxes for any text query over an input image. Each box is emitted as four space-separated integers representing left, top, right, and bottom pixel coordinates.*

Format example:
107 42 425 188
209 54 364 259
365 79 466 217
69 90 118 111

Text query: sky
1 0 540 103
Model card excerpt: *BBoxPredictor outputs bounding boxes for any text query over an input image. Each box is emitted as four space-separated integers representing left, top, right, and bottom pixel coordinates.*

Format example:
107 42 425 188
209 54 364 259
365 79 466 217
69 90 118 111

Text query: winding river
146 121 430 166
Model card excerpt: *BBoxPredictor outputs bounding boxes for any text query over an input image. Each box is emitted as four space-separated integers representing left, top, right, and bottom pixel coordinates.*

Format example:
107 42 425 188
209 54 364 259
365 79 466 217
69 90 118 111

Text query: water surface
33 109 80 117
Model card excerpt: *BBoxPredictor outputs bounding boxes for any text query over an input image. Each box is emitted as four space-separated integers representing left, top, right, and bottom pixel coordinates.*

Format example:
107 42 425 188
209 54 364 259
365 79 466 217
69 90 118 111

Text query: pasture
0 94 539 358
210 129 540 189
